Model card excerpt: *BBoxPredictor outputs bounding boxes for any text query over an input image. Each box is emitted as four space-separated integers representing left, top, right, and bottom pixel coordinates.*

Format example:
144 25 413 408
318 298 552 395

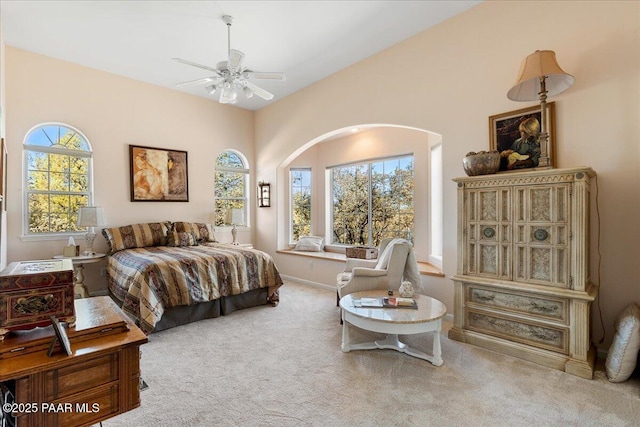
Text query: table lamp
77 206 106 255
226 208 245 245
507 50 574 168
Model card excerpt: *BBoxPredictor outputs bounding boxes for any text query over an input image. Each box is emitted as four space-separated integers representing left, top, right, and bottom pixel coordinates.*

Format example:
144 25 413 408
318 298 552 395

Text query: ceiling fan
173 15 286 104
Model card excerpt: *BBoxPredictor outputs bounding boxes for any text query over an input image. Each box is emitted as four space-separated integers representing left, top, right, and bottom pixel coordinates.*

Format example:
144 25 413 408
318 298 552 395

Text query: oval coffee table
339 290 447 366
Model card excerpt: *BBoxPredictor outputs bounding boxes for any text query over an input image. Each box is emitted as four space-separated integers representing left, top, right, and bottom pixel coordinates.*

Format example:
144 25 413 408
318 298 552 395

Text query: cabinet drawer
45 354 118 400
466 309 568 354
466 285 568 324
44 383 119 427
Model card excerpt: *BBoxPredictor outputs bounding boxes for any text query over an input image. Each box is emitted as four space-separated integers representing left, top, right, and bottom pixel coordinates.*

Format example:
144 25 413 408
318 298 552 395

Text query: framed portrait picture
489 102 556 171
48 316 72 356
129 145 189 202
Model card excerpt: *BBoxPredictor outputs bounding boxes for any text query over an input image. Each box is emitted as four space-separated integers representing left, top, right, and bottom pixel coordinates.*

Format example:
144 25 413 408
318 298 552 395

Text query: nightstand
227 243 254 249
53 253 106 298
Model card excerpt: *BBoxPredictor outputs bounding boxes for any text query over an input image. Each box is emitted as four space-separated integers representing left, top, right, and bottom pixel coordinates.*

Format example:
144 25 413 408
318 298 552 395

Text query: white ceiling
1 0 481 111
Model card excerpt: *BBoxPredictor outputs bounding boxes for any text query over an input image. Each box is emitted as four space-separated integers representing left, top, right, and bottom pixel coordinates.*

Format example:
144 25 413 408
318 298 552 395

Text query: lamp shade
77 206 106 227
507 50 574 101
225 208 244 226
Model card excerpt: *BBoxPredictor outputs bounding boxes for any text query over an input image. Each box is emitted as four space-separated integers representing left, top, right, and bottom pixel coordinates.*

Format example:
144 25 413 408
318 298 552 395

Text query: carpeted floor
104 281 640 427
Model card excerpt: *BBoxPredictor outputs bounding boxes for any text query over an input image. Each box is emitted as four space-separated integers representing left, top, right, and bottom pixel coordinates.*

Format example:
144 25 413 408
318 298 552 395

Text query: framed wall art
129 145 189 202
489 102 556 171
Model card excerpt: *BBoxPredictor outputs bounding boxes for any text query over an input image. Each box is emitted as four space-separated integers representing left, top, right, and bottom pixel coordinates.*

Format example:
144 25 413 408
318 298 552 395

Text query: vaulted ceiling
1 1 481 110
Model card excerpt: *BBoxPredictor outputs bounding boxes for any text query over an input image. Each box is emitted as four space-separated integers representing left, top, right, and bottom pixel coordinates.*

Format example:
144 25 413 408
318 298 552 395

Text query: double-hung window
214 150 248 226
23 123 93 236
330 154 414 247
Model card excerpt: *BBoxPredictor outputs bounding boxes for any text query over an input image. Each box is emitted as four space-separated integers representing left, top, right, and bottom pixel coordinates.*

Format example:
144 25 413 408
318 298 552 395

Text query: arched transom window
214 150 248 226
23 123 93 235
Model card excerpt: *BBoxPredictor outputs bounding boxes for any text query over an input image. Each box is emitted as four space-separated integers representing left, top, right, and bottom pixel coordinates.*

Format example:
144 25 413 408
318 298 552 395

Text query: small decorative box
345 246 378 259
0 259 75 340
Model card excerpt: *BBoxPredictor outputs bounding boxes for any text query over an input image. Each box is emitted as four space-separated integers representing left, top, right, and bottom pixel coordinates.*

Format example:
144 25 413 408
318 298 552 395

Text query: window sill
20 232 86 242
276 249 444 277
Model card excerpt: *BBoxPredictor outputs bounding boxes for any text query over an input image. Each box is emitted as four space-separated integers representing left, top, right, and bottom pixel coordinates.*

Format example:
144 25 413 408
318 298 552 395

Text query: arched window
214 150 248 226
23 123 93 236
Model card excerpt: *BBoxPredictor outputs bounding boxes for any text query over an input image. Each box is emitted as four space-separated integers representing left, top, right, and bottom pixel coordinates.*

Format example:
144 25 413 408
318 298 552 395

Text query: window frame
289 168 312 244
22 122 94 241
429 140 443 267
327 153 415 248
214 149 250 228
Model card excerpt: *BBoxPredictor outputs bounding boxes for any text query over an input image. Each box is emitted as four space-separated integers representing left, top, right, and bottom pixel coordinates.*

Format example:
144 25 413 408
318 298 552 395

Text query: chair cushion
376 239 404 269
606 302 640 382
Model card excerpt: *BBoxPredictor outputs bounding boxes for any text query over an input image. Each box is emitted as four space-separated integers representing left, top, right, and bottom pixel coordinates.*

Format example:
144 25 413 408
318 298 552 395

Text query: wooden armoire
449 167 597 379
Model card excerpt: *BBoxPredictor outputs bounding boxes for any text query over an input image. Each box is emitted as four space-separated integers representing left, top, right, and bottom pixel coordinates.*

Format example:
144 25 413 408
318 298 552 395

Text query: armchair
337 238 421 303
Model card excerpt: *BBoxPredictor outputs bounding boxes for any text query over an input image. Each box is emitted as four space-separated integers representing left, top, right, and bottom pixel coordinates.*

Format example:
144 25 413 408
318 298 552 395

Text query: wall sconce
258 182 271 208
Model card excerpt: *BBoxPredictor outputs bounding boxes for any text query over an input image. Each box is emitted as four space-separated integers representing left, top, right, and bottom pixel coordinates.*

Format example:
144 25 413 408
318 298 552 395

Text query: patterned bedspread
107 243 283 333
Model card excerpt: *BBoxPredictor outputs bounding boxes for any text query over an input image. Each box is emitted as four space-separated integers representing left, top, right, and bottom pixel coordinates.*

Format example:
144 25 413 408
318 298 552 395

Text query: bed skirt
136 287 270 333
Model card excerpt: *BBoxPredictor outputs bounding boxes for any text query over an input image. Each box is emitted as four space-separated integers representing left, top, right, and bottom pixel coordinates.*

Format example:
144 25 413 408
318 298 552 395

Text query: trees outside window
290 168 311 242
24 123 93 235
214 150 248 226
331 155 413 247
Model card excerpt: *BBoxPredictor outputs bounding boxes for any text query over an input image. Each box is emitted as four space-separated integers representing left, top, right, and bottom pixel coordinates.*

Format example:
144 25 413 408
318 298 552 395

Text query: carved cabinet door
513 183 571 288
464 187 512 280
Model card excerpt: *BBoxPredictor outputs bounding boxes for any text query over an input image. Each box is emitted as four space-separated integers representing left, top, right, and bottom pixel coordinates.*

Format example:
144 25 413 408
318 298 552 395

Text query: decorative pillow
167 231 199 247
293 236 324 252
102 221 170 254
606 302 640 382
173 222 217 242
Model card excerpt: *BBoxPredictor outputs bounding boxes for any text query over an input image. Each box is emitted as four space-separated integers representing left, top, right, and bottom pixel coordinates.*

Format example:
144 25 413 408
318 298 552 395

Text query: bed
103 221 283 334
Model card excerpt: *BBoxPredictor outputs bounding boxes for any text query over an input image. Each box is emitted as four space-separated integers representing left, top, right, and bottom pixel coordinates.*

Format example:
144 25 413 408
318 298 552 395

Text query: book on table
383 297 418 309
353 298 383 308
352 297 417 309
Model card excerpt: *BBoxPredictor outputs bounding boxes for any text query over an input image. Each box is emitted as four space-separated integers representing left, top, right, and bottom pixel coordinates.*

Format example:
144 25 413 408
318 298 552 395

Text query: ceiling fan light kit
173 15 285 105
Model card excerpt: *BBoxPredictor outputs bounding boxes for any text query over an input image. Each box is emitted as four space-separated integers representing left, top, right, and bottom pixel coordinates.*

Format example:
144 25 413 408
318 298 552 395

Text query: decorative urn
399 280 414 298
462 150 500 176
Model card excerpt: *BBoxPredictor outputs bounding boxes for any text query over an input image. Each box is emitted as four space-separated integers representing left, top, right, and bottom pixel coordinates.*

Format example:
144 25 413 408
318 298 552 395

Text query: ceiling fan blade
228 49 245 71
244 81 274 100
176 76 223 88
246 71 286 81
173 58 221 74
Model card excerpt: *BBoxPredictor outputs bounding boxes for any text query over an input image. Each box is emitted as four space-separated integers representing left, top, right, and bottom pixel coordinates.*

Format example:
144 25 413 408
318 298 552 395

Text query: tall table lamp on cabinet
77 206 106 255
506 50 574 169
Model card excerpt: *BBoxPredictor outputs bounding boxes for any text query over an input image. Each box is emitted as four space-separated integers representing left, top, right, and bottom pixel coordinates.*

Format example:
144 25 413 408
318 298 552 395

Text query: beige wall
255 1 640 349
1 22 6 269
4 47 254 294
2 1 638 351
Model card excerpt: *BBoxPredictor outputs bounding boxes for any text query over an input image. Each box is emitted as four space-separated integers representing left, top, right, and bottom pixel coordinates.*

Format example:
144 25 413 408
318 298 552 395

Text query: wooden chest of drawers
449 167 597 379
0 296 148 427
0 259 75 340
